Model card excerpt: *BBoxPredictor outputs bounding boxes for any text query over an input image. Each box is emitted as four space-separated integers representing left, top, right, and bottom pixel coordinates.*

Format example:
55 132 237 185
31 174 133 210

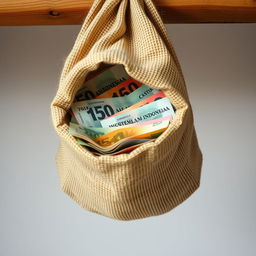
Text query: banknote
70 119 169 148
76 138 153 154
126 115 172 127
104 91 166 119
71 85 160 127
69 122 120 139
69 115 171 140
95 78 142 99
76 137 152 153
92 120 169 147
92 140 154 155
100 97 175 128
75 64 131 101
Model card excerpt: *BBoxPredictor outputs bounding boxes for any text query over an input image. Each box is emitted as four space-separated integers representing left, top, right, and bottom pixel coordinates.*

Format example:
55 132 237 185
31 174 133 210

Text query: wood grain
0 0 256 25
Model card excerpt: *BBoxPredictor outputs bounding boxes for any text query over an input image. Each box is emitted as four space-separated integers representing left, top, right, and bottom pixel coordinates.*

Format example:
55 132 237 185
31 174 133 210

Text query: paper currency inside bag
67 63 176 156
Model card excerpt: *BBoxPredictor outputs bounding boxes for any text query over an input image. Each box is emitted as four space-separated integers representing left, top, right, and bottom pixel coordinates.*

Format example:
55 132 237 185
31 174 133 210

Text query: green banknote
100 97 175 128
71 85 159 127
75 64 131 101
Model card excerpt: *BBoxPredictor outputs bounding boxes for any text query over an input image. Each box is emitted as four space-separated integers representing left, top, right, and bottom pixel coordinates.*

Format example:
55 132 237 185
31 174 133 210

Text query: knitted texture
51 0 202 220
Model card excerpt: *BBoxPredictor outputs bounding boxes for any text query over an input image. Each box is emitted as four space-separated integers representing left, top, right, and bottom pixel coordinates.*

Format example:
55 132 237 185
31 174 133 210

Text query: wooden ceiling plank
0 0 256 25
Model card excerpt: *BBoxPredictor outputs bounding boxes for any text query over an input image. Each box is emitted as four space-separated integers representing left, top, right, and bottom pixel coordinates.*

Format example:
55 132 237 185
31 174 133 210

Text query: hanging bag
51 0 202 220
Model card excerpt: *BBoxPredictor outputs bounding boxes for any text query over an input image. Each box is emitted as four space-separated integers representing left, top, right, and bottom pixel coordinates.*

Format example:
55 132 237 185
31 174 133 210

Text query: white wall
0 24 255 256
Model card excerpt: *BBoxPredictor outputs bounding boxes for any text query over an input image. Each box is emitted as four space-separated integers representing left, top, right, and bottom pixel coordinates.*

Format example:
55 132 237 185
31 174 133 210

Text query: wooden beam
0 0 256 26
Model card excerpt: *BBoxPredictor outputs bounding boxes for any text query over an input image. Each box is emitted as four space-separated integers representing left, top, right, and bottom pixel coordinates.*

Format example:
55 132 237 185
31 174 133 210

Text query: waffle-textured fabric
51 0 202 220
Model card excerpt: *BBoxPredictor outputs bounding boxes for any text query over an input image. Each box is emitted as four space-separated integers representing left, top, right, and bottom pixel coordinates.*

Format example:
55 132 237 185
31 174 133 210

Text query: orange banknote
95 78 142 99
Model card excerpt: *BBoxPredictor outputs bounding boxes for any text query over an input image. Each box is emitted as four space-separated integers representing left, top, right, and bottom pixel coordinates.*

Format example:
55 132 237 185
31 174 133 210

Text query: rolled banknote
100 97 175 128
95 78 142 99
75 64 131 101
71 85 159 127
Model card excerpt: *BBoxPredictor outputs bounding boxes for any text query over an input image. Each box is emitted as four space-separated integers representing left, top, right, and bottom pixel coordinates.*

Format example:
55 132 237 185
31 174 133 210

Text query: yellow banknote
93 120 170 147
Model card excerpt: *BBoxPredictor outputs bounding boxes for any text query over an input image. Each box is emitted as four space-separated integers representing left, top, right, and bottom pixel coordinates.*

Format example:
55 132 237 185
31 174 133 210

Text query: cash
100 97 174 128
76 138 153 155
71 85 159 127
104 91 166 119
68 64 175 155
95 78 143 98
70 118 170 148
75 64 131 101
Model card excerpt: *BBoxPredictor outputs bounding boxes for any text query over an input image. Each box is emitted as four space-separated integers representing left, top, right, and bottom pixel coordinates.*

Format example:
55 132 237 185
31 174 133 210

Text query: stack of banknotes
68 64 176 155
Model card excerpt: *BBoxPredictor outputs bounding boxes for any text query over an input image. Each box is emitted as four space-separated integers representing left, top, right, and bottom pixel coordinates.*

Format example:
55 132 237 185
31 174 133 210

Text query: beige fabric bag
51 0 202 220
